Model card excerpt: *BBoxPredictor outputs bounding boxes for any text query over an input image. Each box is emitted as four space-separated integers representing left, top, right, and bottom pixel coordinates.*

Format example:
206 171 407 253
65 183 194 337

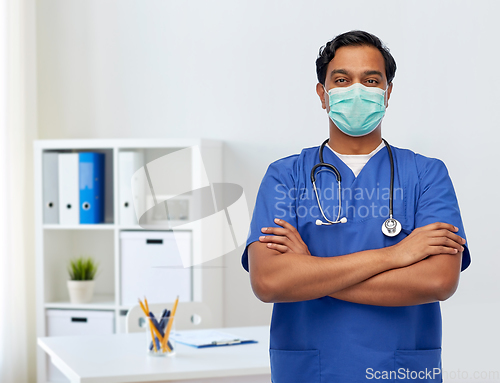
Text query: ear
385 82 393 108
316 83 327 110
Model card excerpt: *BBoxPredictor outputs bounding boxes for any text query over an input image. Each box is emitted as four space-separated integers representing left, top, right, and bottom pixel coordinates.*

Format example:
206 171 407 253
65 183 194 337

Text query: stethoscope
310 138 402 237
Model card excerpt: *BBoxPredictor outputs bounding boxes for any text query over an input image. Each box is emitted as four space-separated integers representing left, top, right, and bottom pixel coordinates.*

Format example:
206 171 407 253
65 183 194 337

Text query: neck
328 122 383 155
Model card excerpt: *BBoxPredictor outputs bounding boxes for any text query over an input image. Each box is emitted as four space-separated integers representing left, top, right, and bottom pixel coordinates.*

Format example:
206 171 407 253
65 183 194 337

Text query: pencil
138 299 148 317
162 296 179 350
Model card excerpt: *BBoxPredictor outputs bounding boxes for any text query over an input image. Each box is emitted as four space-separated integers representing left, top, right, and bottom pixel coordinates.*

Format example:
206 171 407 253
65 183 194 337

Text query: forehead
327 45 386 78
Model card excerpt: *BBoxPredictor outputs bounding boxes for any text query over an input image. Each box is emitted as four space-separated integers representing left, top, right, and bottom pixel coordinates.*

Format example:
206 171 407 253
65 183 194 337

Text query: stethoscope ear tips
340 217 347 223
315 219 324 226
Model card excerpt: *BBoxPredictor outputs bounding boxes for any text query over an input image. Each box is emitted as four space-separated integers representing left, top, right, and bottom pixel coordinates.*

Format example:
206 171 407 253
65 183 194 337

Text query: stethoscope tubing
311 138 397 230
382 138 395 219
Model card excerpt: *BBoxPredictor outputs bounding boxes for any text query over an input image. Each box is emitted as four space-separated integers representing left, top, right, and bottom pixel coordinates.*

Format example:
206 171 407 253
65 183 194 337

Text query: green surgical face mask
324 83 386 137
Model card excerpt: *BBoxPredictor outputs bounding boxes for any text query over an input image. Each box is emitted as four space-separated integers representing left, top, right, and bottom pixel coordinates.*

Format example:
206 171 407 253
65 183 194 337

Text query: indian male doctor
241 30 471 383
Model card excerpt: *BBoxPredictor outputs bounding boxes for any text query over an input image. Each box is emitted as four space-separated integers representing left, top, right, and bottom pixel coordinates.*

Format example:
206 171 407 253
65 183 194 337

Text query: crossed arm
248 219 465 306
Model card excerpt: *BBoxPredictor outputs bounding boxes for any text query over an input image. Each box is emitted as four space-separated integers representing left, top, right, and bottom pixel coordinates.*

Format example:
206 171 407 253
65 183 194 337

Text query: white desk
38 326 271 383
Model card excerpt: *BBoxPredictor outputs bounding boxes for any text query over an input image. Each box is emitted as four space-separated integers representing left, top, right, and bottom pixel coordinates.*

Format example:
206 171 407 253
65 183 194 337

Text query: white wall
36 0 500 378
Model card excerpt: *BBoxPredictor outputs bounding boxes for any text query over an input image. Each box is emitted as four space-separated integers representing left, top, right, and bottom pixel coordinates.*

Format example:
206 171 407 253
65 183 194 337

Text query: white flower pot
67 280 95 304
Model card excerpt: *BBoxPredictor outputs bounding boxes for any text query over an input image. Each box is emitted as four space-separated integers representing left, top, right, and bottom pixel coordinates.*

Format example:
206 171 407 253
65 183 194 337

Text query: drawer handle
146 239 163 244
71 317 88 323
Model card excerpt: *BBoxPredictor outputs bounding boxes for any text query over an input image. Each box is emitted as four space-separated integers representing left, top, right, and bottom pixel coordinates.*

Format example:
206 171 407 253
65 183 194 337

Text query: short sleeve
415 157 471 271
241 157 299 272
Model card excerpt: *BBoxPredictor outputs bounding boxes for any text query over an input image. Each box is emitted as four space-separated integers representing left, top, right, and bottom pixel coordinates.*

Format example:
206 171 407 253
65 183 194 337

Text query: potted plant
67 256 99 304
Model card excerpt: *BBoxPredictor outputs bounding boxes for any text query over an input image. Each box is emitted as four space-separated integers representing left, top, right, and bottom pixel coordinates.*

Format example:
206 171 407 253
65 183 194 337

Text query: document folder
42 152 59 224
119 151 144 225
79 152 105 224
58 153 80 225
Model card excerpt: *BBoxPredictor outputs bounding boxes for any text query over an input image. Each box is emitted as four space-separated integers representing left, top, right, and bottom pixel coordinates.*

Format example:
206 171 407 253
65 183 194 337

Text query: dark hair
316 30 396 85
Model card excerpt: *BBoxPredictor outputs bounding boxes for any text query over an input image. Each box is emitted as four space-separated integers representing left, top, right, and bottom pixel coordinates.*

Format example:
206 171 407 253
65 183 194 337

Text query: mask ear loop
322 85 329 96
323 85 329 111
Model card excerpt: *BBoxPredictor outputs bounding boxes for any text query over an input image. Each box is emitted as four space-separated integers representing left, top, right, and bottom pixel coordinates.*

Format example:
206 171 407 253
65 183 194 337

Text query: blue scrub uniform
241 144 471 383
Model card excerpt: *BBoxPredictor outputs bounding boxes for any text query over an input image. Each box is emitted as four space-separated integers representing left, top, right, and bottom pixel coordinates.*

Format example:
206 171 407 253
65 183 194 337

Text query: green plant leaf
67 256 99 281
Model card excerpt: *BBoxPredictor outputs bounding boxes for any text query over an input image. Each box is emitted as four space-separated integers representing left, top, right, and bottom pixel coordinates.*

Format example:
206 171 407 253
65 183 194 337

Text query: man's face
317 45 393 111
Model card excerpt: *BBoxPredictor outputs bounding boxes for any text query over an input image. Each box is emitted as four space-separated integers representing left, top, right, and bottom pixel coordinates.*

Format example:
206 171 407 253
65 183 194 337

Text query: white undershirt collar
326 141 386 177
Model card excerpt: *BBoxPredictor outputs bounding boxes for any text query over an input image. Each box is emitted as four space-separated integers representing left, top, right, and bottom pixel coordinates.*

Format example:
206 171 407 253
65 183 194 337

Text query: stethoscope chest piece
382 217 402 237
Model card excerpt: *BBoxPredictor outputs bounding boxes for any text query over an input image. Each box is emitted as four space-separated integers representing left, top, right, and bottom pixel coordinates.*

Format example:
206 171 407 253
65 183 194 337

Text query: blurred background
1 0 499 381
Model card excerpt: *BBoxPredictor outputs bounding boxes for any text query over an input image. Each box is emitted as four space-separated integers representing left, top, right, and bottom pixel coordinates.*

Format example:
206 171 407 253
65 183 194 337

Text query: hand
388 222 466 268
258 218 311 255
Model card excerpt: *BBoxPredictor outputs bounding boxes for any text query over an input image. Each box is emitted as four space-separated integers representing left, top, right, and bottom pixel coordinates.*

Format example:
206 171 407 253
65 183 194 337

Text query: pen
139 298 158 352
158 309 169 333
212 339 242 345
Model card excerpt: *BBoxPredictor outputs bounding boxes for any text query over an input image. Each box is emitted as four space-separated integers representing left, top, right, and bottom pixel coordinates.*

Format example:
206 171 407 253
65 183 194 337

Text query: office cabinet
120 230 192 305
34 139 223 383
46 309 115 382
46 309 115 336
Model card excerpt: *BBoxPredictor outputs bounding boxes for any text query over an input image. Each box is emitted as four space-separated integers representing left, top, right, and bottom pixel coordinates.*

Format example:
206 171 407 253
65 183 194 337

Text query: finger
273 218 307 245
259 235 290 246
266 242 290 253
274 218 296 231
425 222 459 233
429 237 464 252
263 222 302 244
427 245 462 256
261 227 291 236
440 230 466 245
259 234 303 254
430 229 466 245
261 227 305 246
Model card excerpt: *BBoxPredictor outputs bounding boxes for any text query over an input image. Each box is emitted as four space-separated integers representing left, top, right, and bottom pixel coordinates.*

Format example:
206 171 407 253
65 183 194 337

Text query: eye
366 79 379 84
335 78 347 83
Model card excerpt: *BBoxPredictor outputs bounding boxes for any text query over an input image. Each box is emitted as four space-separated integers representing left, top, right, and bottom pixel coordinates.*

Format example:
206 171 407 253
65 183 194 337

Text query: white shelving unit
34 138 224 383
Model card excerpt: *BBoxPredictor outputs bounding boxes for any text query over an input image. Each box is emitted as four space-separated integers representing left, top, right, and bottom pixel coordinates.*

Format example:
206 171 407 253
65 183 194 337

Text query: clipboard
169 329 258 348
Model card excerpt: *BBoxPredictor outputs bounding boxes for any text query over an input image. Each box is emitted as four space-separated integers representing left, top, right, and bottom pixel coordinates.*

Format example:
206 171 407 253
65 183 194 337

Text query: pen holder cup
146 315 176 357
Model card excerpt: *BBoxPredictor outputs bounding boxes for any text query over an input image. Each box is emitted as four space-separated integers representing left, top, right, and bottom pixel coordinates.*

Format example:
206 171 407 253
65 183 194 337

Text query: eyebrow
330 69 384 78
